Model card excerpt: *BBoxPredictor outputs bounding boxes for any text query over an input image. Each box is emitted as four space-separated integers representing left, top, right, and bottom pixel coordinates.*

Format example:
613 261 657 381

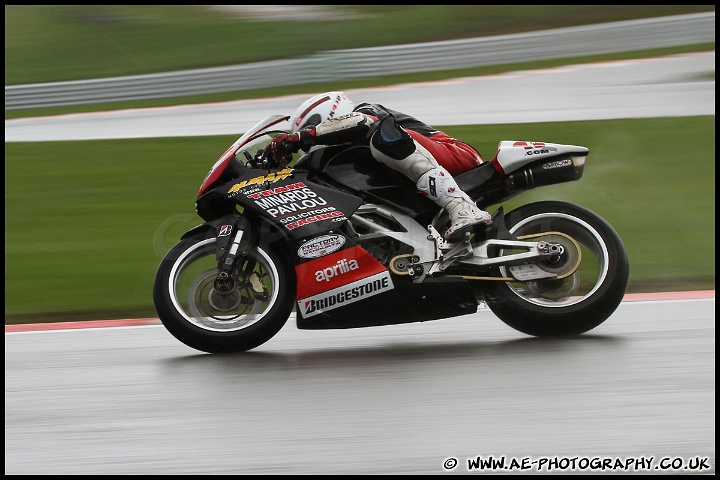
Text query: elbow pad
314 111 374 145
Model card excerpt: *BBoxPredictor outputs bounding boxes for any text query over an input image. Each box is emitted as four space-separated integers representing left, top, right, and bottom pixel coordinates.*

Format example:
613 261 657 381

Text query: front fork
203 214 258 294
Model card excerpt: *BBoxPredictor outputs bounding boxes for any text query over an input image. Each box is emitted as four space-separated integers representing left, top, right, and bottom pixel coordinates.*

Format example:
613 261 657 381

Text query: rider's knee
370 115 415 160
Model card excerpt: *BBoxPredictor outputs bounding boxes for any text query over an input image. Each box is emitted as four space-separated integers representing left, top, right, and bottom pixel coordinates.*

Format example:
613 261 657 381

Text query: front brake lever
246 150 266 169
249 149 289 170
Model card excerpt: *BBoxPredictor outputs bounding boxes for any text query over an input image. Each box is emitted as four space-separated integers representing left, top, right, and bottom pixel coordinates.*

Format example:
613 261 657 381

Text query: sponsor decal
233 179 347 229
514 141 545 149
315 258 359 282
295 245 389 299
328 93 350 119
512 141 557 156
526 148 550 156
285 211 347 231
280 207 339 224
298 271 394 318
218 225 232 236
228 168 294 195
542 159 573 169
252 185 329 218
297 234 346 259
246 181 306 199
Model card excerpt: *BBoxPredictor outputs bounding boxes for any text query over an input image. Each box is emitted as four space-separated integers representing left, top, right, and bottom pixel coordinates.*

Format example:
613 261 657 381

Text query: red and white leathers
355 103 482 176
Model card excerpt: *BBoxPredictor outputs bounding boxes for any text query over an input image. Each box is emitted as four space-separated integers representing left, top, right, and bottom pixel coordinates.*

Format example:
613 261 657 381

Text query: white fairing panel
494 141 589 174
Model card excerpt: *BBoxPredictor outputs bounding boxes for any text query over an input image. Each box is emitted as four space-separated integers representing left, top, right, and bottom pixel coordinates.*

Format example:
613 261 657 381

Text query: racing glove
263 128 316 159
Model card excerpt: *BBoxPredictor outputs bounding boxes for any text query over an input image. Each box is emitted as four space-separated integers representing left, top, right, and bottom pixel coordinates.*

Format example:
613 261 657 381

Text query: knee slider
370 115 416 160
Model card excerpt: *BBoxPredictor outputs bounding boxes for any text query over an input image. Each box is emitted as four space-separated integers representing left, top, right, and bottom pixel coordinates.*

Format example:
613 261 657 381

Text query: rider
264 91 493 240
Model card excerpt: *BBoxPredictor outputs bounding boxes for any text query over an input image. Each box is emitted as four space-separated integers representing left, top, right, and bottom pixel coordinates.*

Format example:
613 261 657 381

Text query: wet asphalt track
4 297 715 474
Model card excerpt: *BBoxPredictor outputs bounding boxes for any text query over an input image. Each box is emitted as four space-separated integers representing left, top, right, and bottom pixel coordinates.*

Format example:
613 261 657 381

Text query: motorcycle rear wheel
153 233 295 353
484 201 629 336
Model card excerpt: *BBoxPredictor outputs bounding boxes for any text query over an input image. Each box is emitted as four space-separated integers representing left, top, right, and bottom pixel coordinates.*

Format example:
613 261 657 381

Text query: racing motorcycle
153 115 629 353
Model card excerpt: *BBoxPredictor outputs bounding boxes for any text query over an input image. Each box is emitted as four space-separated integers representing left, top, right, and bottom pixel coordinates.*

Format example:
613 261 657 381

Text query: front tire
484 201 629 336
153 233 295 353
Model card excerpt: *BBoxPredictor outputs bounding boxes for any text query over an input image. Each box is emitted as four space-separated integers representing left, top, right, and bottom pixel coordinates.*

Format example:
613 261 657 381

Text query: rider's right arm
314 111 376 146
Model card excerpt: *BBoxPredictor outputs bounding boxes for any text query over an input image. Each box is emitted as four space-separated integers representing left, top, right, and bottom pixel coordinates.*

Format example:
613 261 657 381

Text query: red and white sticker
295 245 393 317
298 271 394 318
297 234 346 259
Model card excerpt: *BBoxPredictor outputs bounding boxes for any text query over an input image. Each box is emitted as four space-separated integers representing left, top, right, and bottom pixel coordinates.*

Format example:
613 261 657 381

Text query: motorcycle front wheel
484 201 629 336
153 233 295 353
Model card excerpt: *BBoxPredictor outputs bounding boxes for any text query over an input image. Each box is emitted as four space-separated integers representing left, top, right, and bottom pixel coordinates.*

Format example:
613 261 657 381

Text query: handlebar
245 148 291 170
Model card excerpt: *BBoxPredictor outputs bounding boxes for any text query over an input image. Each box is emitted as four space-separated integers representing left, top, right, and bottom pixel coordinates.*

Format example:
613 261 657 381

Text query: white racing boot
416 166 492 241
366 114 492 241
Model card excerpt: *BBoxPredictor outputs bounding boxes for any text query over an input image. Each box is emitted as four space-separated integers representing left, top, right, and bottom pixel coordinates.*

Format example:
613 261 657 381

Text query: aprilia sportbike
153 115 629 353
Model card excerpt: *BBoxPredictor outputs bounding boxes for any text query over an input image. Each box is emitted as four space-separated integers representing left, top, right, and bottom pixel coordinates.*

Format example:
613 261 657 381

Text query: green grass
5 5 713 86
4 116 715 324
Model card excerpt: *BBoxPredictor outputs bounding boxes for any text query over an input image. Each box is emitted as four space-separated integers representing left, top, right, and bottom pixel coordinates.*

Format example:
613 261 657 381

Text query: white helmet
289 91 355 133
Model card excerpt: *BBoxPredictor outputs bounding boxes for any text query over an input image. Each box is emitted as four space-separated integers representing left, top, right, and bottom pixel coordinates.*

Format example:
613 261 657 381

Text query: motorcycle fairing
294 243 395 319
296 145 438 221
492 141 588 175
296 276 478 329
222 168 364 239
290 221 477 328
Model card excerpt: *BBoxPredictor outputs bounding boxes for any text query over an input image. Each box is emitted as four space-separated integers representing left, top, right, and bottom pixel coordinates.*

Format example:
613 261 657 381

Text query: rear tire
484 201 629 336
